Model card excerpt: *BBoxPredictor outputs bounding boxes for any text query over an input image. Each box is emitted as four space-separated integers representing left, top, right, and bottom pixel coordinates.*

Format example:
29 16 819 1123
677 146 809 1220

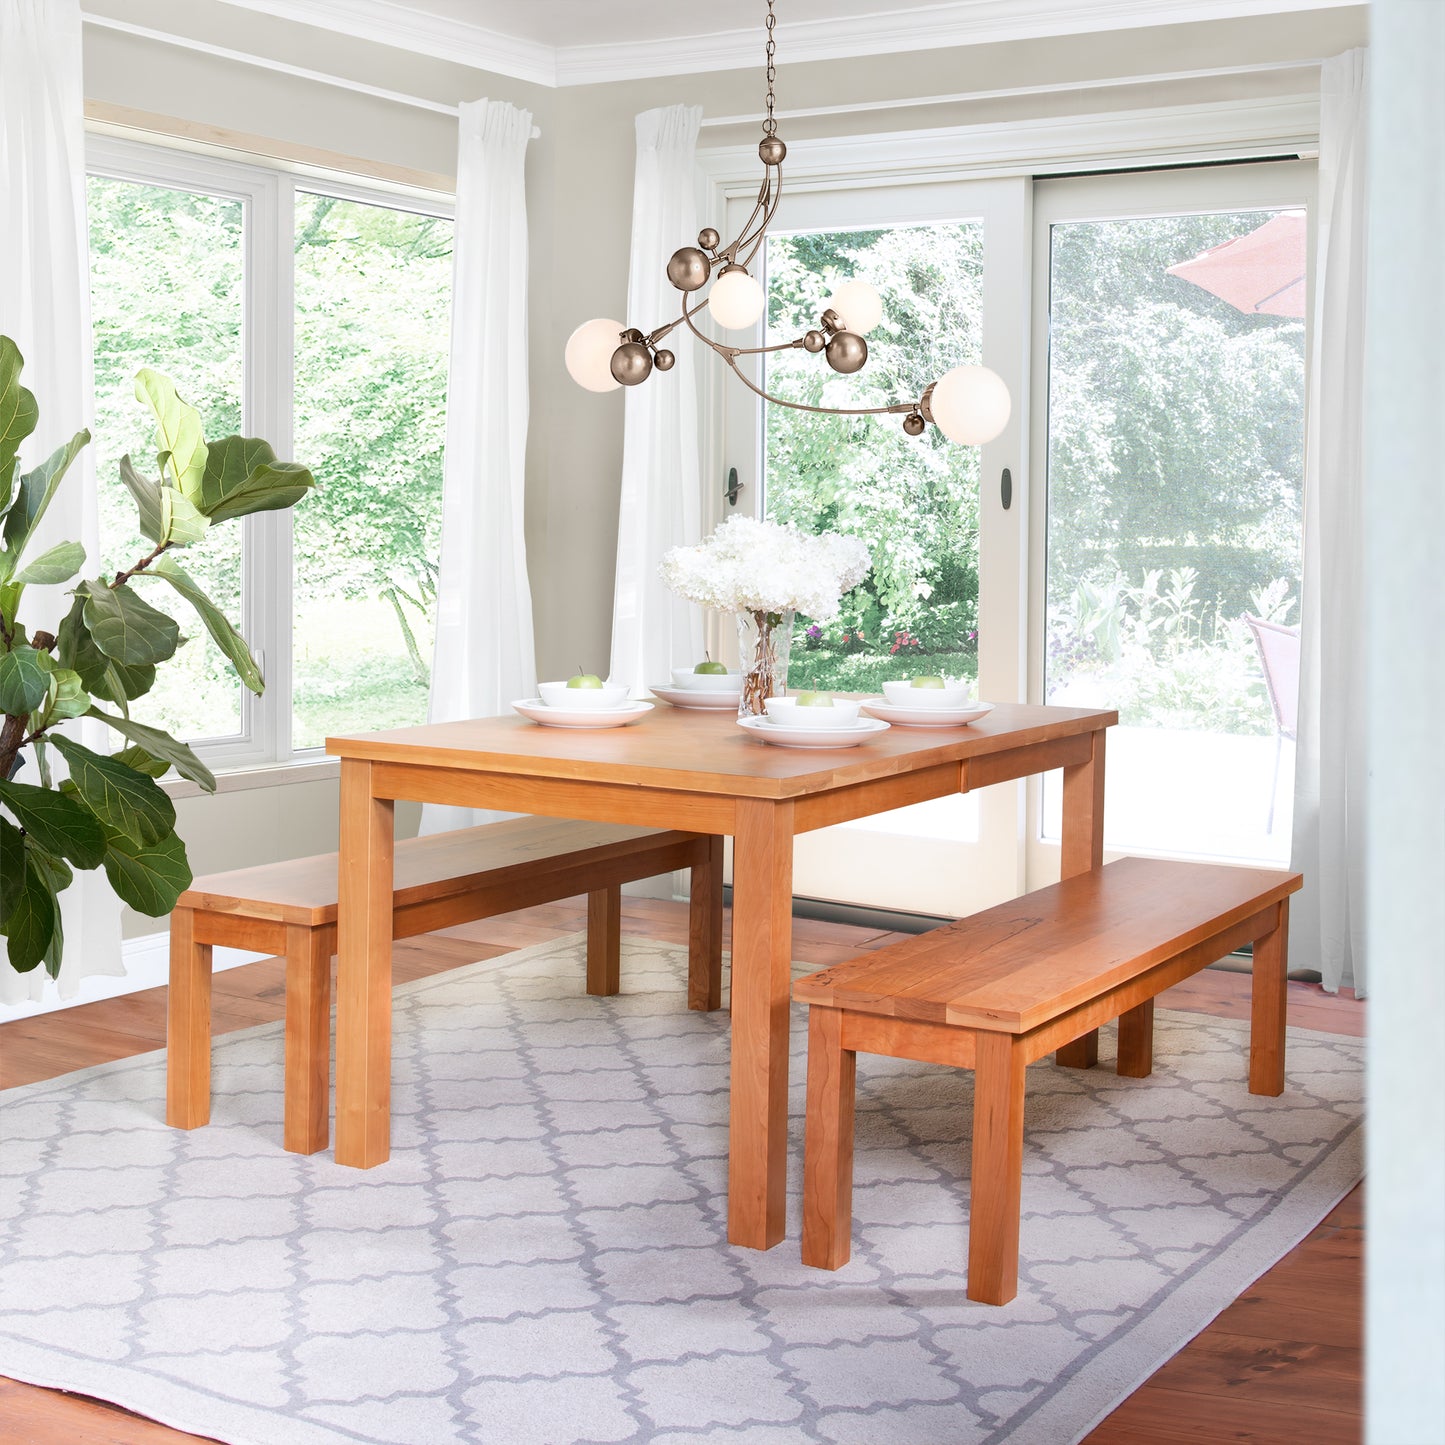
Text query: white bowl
882 678 972 708
537 679 632 710
670 666 742 691
763 695 861 729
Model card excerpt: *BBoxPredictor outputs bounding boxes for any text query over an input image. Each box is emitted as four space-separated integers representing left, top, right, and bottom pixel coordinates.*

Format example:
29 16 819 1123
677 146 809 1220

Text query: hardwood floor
0 896 1364 1445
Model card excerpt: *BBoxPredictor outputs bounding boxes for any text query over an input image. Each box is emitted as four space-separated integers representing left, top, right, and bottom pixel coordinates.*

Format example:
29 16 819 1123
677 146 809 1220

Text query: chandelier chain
763 0 777 136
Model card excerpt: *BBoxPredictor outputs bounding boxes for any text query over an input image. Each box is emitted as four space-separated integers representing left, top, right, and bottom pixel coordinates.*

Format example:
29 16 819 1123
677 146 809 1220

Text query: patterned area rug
0 935 1362 1445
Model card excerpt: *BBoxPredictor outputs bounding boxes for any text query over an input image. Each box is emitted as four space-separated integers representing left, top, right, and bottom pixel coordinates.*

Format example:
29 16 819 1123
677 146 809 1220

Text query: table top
327 700 1116 801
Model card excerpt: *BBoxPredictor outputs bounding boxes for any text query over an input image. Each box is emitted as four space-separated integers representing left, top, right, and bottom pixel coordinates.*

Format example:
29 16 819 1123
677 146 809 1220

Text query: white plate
860 699 996 728
512 698 654 729
649 684 742 710
737 715 891 749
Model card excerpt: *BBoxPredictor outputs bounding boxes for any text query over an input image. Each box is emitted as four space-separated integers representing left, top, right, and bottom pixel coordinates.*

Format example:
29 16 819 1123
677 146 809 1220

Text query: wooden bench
167 817 724 1155
794 856 1303 1304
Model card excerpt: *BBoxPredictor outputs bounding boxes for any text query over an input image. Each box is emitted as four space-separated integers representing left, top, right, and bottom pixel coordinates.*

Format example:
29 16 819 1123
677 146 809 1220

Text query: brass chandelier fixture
564 0 1011 447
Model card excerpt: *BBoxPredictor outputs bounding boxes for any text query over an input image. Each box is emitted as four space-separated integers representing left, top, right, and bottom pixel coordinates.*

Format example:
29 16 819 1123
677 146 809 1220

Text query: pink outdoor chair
1244 615 1300 832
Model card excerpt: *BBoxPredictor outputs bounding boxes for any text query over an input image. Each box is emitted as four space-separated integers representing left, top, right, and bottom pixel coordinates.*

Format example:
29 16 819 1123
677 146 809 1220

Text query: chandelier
563 0 1011 447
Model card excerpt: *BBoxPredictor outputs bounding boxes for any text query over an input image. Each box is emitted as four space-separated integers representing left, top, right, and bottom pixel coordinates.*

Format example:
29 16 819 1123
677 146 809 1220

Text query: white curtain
421 99 536 834
1289 49 1370 996
0 0 124 1003
609 104 706 695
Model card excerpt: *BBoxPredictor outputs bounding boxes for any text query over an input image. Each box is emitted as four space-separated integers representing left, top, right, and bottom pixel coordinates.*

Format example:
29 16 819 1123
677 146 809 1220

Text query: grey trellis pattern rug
0 934 1362 1445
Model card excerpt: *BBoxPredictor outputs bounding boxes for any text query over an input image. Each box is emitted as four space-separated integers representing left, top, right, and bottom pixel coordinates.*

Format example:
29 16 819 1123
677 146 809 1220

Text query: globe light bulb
708 269 766 331
565 317 625 392
826 278 883 335
928 364 1011 445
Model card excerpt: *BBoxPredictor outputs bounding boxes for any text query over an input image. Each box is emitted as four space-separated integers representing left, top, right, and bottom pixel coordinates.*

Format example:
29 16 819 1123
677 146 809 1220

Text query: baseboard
0 930 268 1022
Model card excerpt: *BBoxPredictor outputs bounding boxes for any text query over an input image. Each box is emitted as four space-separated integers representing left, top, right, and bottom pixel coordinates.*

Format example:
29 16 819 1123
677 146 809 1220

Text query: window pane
1043 210 1305 863
291 194 452 750
763 223 983 691
87 175 245 740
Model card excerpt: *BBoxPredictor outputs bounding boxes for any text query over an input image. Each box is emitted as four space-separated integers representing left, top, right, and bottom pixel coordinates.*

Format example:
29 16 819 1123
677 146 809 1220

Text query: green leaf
99 823 191 916
79 579 181 666
41 666 91 723
58 597 155 706
0 645 50 714
27 842 72 898
118 455 164 543
110 744 169 779
86 707 216 792
201 435 315 523
0 336 38 503
50 734 176 846
160 487 209 546
12 539 85 587
1 429 90 562
2 853 56 973
0 816 23 925
143 556 263 694
134 369 207 501
0 775 106 869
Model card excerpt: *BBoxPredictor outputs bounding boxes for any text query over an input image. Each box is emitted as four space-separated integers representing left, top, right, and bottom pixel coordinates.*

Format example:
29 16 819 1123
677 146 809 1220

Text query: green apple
567 671 605 689
795 691 834 708
911 675 947 689
694 656 728 675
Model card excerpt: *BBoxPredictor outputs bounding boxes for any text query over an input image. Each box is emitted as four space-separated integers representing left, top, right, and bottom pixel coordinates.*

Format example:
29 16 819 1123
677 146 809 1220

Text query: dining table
325 699 1116 1251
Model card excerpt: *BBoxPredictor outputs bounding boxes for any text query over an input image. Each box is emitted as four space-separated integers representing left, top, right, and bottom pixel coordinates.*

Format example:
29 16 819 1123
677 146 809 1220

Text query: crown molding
208 0 1358 89
552 0 1360 86
211 0 557 86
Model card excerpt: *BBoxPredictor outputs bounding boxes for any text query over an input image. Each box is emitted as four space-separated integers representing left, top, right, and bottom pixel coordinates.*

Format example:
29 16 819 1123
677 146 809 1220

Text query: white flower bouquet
659 515 870 623
661 517 871 716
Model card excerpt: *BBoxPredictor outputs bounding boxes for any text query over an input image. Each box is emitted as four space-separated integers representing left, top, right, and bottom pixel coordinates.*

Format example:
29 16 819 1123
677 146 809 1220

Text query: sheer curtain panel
1289 49 1369 995
609 105 706 695
421 100 537 833
0 0 125 1002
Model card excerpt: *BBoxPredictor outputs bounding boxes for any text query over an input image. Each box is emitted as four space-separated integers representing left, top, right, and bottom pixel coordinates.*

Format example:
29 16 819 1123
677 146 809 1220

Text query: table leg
1056 727 1107 1070
335 759 395 1168
1249 901 1289 1096
729 798 795 1250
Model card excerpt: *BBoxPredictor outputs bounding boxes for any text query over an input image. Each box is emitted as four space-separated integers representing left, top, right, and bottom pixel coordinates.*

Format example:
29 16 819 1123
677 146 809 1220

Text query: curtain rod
81 13 542 138
697 58 1324 129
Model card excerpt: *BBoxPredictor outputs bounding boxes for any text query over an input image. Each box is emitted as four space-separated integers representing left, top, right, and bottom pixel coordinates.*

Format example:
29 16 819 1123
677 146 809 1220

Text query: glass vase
736 608 794 719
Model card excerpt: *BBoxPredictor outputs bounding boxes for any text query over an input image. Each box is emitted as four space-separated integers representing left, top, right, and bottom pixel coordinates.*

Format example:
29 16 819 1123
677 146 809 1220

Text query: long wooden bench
794 855 1303 1304
167 817 724 1155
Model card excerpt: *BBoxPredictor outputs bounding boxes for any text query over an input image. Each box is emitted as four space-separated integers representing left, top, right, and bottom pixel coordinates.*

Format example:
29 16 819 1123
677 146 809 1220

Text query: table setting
512 670 654 728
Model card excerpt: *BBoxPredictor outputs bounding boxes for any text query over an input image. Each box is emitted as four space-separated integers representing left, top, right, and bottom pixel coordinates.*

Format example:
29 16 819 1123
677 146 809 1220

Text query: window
85 138 454 769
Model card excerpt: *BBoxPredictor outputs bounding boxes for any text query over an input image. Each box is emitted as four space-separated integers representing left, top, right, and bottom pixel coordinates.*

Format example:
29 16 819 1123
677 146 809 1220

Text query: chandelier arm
646 295 711 347
718 349 922 419
733 166 785 271
719 176 772 265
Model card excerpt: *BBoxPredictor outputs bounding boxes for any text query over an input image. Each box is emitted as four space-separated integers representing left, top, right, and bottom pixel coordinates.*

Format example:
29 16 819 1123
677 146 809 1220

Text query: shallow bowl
763 695 862 728
537 680 632 710
882 678 972 708
670 666 743 691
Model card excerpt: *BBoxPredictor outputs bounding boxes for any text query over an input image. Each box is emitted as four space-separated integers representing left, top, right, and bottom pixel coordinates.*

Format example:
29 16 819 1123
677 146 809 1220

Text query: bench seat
168 817 724 1154
795 855 1303 1303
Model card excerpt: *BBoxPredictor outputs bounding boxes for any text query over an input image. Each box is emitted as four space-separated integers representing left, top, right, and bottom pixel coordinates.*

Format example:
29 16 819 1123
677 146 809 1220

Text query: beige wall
80 1 1366 935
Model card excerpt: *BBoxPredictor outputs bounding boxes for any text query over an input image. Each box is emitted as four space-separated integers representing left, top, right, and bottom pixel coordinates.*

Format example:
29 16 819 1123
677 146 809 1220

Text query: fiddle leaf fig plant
0 336 316 978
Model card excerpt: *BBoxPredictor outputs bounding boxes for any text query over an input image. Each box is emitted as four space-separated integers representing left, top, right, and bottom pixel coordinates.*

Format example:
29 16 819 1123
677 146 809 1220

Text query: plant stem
111 540 173 589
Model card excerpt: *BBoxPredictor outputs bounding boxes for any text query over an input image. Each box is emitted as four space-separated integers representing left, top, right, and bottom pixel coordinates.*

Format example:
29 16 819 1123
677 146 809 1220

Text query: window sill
161 755 340 801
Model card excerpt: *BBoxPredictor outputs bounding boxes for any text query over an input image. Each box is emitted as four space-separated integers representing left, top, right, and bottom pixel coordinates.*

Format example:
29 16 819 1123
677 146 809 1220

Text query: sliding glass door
1028 163 1313 879
724 177 1030 917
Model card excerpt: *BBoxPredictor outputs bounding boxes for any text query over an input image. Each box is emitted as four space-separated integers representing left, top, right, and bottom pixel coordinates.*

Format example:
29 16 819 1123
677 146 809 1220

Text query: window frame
84 133 455 774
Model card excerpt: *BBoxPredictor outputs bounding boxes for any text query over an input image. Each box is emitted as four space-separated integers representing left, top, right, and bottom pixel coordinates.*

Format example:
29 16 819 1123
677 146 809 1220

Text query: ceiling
214 0 1362 86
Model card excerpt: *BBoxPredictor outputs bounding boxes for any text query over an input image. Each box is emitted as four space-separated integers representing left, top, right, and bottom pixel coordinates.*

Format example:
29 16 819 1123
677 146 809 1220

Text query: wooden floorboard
0 897 1364 1444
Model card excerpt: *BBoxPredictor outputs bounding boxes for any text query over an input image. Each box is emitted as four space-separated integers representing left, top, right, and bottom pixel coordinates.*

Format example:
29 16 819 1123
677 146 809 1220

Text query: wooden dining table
326 700 1115 1251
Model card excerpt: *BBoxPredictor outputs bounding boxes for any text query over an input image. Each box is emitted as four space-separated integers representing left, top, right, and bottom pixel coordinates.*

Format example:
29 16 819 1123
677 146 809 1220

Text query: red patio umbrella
1165 211 1306 318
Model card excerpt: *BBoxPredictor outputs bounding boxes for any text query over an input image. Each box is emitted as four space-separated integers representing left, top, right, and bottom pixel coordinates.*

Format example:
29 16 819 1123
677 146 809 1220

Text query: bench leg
1055 1033 1099 1070
1249 901 1289 1096
969 1031 1028 1305
801 1006 857 1270
284 923 334 1155
687 835 725 1012
166 907 212 1130
586 886 622 997
1116 998 1155 1078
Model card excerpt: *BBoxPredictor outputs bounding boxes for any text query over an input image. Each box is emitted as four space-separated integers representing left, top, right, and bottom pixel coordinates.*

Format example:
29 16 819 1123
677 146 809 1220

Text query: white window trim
84 133 454 779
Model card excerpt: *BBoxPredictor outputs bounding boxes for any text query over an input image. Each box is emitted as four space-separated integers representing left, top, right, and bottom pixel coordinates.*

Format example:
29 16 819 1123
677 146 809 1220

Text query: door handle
724 467 743 507
1000 467 1013 511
